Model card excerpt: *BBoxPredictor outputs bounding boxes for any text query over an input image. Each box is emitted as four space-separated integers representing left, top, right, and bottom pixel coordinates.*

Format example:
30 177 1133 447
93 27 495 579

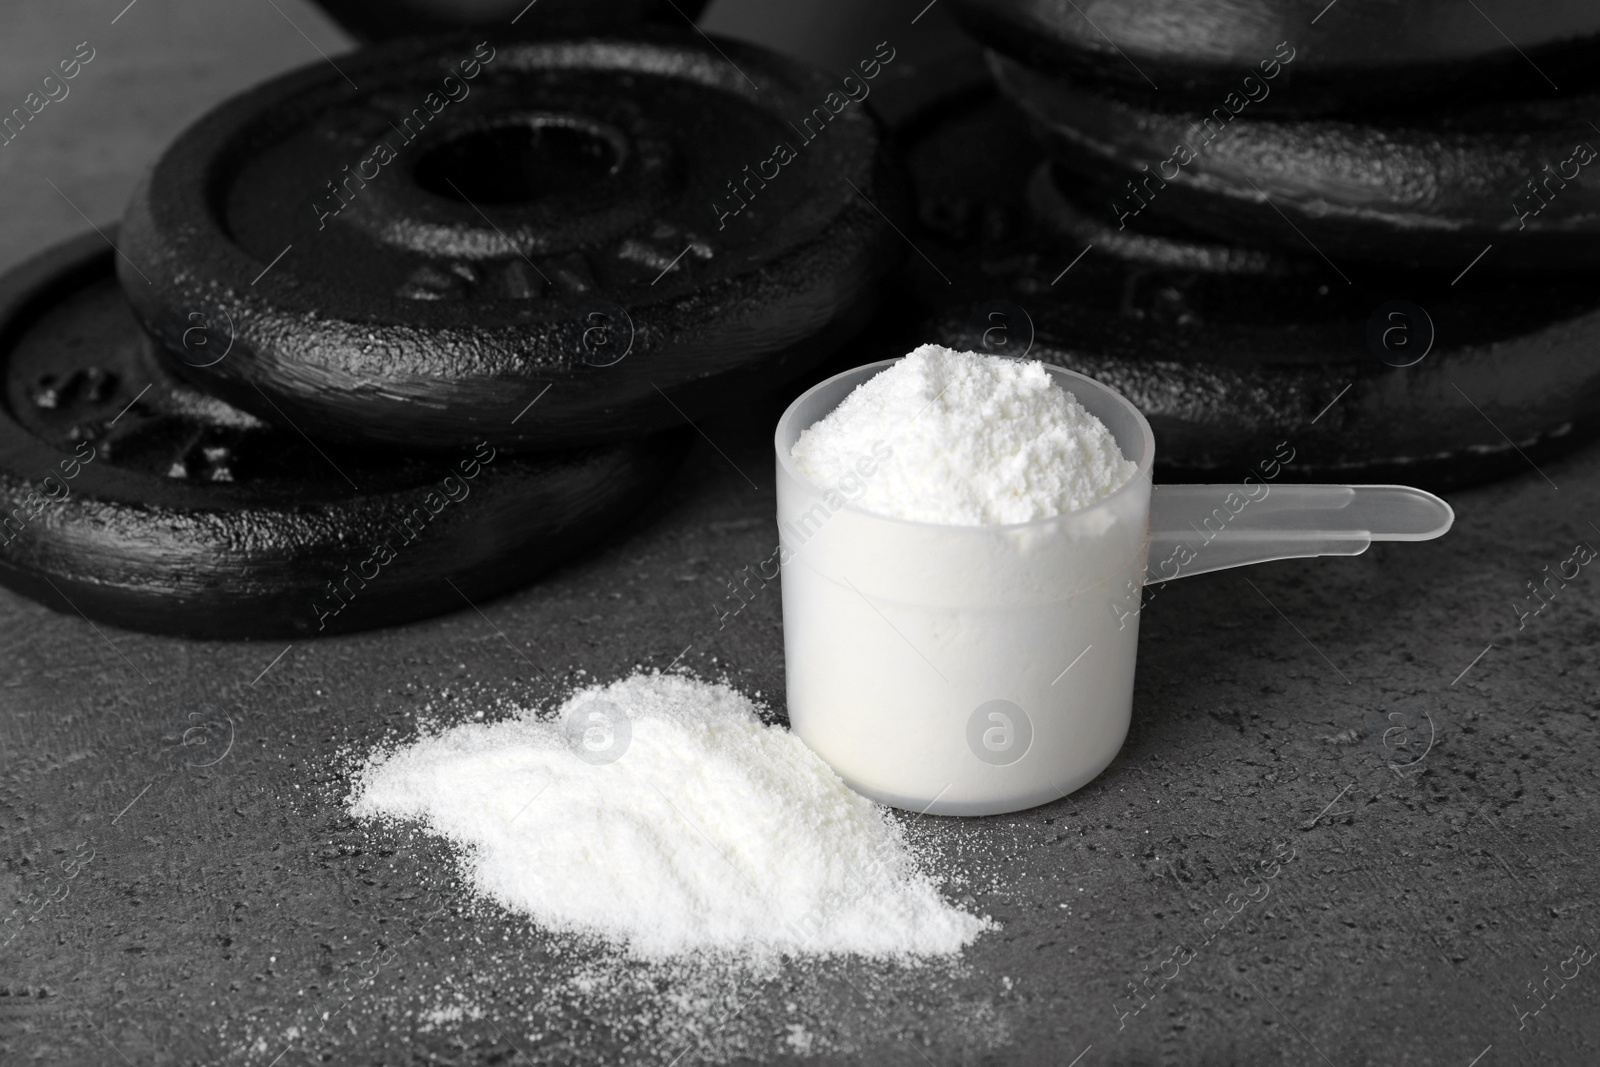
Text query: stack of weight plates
0 27 904 638
905 0 1600 485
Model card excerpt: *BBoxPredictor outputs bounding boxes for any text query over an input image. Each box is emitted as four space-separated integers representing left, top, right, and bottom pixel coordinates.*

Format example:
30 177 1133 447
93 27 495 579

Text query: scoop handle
1146 484 1454 582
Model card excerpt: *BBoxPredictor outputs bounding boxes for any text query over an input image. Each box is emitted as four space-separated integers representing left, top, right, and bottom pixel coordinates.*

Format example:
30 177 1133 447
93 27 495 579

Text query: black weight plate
1026 161 1316 279
0 232 690 639
996 54 1600 274
901 90 1600 487
949 0 1600 116
120 32 905 453
309 0 708 43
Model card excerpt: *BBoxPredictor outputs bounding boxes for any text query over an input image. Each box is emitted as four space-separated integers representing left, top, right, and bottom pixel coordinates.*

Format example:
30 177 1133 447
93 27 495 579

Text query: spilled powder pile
792 343 1137 525
348 672 989 959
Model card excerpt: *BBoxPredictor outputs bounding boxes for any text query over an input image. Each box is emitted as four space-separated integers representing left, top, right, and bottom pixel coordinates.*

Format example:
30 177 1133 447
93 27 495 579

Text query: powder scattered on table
347 671 989 959
791 343 1137 525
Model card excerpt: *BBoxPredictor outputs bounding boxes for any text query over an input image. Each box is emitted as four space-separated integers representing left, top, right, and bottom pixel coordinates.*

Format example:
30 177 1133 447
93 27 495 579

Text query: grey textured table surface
3 3 1599 1065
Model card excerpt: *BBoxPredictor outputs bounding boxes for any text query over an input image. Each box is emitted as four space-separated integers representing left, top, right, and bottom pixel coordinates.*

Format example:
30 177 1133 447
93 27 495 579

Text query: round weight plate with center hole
949 0 1600 116
0 232 691 639
901 88 1600 487
995 54 1600 274
120 32 906 454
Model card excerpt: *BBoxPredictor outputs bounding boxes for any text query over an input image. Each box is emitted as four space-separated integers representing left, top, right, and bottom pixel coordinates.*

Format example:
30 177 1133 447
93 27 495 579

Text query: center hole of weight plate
413 117 628 205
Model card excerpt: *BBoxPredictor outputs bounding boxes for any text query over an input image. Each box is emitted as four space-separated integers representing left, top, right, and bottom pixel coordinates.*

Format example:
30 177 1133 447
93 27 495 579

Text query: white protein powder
791 344 1136 525
347 671 989 960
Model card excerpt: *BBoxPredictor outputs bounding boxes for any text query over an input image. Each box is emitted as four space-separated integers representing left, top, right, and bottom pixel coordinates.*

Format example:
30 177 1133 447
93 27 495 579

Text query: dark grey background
2 2 1598 1064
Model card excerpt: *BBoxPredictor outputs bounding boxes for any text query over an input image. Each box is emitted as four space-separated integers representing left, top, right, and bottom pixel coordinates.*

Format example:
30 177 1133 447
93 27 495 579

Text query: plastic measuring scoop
774 359 1454 817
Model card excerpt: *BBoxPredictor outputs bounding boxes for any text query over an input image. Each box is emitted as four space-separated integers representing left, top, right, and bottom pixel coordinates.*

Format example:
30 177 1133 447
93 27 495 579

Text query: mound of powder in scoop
792 344 1137 525
348 672 989 959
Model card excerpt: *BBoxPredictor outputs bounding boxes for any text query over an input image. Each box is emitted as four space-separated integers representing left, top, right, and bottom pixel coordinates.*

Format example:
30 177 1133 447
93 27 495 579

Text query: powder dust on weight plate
347 671 991 959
